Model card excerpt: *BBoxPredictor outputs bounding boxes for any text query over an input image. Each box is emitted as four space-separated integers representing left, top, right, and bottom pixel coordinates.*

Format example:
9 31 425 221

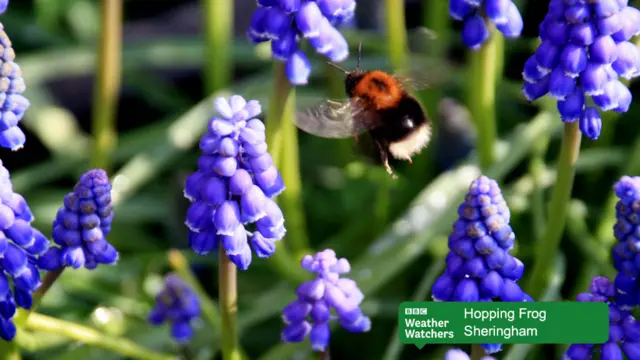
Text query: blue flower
564 276 640 360
247 0 355 85
281 249 370 351
445 349 495 360
184 95 286 271
148 274 201 344
610 175 640 309
449 0 523 50
0 160 50 341
0 1 7 15
431 176 532 355
38 169 118 271
0 23 29 151
522 0 640 140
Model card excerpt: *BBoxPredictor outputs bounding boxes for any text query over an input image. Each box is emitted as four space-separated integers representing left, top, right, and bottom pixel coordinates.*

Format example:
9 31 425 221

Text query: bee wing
391 27 453 92
295 99 378 139
393 56 454 92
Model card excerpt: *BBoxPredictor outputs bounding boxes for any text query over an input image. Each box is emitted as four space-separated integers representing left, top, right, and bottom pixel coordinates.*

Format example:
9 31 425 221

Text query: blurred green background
2 0 640 359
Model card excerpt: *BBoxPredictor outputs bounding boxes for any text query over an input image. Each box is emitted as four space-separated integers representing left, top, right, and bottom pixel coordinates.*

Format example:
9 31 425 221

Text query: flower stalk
0 342 19 360
203 0 232 94
12 268 64 328
384 0 408 70
529 137 550 242
467 22 503 172
410 0 450 181
24 312 176 360
266 63 310 259
90 0 122 172
527 122 581 299
219 252 241 360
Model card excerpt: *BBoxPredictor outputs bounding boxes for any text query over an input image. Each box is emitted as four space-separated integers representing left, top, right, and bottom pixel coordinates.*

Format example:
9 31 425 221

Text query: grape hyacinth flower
522 0 640 140
38 169 118 271
564 276 640 360
445 349 495 360
611 175 640 309
431 176 532 354
247 0 356 84
0 23 29 150
449 0 524 50
184 95 286 271
281 249 370 351
0 160 50 340
148 274 201 344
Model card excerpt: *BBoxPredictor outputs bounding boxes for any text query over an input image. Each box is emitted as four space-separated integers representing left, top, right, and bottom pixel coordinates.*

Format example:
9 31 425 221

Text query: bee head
345 71 365 97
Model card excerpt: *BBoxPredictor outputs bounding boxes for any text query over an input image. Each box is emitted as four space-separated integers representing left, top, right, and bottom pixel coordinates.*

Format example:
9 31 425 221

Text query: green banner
398 301 608 348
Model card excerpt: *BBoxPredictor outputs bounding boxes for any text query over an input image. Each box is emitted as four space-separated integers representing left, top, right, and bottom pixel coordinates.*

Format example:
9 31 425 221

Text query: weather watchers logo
404 317 454 340
398 302 609 349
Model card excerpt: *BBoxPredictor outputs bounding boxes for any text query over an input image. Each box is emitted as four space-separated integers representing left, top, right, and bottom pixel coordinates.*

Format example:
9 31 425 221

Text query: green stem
219 252 241 360
266 62 310 258
527 122 582 300
423 0 449 58
325 62 352 166
407 0 450 182
13 268 64 328
467 22 503 172
384 0 408 70
24 313 176 360
377 0 406 219
0 342 19 360
471 344 487 360
90 0 122 171
530 137 550 242
203 0 232 94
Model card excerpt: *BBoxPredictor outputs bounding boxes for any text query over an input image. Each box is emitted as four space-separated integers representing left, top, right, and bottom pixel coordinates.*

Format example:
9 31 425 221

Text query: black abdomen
370 96 428 144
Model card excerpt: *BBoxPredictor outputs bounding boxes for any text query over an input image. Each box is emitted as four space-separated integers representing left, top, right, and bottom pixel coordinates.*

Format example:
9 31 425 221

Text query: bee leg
376 141 397 179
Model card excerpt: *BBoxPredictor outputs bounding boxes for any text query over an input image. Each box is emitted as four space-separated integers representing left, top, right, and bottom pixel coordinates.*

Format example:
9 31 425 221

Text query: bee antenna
356 41 362 71
326 61 349 74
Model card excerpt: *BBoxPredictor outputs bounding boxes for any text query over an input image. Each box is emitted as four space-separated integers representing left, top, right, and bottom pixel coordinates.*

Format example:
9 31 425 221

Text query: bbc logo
405 307 427 315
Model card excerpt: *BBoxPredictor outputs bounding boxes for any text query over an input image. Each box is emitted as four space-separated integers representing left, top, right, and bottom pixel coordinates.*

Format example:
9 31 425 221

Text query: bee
295 44 432 179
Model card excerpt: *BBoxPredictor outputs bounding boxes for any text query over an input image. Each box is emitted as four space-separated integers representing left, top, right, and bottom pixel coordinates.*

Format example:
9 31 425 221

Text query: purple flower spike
565 276 640 359
432 176 531 355
184 96 286 270
0 160 56 341
610 175 640 309
247 0 355 84
148 274 201 344
0 25 29 151
522 0 640 140
281 249 370 351
39 169 118 271
448 0 523 50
